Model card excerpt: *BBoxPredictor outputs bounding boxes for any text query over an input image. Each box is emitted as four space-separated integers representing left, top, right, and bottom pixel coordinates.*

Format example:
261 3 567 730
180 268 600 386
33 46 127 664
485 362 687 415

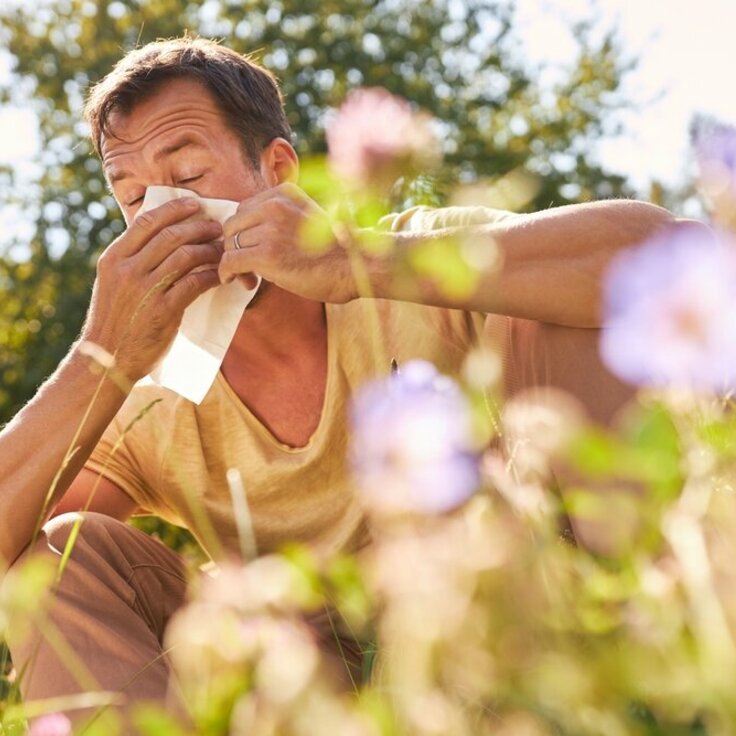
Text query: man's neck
225 283 326 368
220 284 330 447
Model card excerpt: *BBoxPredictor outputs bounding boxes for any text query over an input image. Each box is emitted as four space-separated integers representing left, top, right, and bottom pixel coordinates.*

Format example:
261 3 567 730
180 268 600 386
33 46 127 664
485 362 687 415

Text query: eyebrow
106 137 204 184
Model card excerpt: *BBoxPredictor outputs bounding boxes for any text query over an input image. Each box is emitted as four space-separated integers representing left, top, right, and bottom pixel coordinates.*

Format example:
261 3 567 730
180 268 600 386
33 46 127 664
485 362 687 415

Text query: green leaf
408 236 480 299
132 704 189 736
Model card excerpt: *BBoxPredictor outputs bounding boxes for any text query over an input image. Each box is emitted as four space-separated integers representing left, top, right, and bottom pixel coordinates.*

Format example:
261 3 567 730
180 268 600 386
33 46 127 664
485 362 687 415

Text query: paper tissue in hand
135 185 261 404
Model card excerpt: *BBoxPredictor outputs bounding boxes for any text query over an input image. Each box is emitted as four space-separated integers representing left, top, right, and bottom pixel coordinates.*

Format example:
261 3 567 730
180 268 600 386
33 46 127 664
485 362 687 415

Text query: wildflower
350 360 480 515
501 387 584 485
326 87 440 189
695 122 736 224
28 714 72 736
196 557 318 615
600 224 736 391
167 605 319 707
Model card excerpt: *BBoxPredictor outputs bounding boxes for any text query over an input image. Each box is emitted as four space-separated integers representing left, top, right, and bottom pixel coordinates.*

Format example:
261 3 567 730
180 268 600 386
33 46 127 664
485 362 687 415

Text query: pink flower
28 713 72 736
326 87 440 189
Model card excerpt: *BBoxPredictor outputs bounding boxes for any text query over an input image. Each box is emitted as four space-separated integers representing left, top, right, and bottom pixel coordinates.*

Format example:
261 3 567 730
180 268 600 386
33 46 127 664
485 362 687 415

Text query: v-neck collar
217 303 336 454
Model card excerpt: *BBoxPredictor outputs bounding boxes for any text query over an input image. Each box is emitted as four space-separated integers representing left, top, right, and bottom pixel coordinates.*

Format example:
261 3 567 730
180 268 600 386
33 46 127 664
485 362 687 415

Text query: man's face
101 77 265 224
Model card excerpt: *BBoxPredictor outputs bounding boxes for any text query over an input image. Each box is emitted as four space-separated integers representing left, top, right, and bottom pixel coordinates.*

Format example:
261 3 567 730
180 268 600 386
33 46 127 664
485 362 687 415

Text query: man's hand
82 197 223 382
219 183 358 303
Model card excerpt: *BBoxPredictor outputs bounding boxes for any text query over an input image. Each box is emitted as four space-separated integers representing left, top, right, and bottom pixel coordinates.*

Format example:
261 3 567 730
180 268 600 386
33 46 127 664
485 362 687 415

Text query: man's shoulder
379 204 517 233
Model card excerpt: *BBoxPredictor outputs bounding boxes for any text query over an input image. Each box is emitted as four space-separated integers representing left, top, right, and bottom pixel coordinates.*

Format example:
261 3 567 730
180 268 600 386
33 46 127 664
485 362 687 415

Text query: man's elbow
609 199 676 250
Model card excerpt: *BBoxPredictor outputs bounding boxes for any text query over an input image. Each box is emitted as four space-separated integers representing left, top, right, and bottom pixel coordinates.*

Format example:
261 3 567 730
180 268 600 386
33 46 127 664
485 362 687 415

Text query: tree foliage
0 0 632 424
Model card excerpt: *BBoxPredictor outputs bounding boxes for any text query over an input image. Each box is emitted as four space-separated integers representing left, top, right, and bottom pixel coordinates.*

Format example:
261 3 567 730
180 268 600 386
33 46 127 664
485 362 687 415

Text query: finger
223 184 309 240
225 223 265 253
237 273 259 290
164 267 222 314
139 219 223 272
222 191 280 240
150 242 223 287
219 272 258 288
116 197 202 257
235 182 307 211
223 207 267 245
219 246 265 284
268 181 310 205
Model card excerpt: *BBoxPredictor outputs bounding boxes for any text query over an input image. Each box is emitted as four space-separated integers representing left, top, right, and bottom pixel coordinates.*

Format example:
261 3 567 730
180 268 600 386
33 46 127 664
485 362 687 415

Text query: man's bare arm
369 199 675 327
219 188 675 328
53 468 141 520
0 197 223 565
0 350 136 564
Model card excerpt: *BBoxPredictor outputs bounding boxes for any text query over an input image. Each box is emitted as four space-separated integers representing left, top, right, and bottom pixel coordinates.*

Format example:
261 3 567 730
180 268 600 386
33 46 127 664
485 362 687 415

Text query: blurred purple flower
28 714 72 736
326 87 439 189
350 360 480 515
695 123 736 222
600 224 736 391
695 123 736 189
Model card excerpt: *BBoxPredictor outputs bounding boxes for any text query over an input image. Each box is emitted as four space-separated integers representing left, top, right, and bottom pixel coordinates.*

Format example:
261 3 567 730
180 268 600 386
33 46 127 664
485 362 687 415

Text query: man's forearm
367 200 675 327
0 345 130 565
0 196 227 565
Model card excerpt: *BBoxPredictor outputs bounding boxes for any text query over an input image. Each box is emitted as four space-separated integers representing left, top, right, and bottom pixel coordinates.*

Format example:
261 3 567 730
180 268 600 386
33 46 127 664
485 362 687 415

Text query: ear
259 137 299 186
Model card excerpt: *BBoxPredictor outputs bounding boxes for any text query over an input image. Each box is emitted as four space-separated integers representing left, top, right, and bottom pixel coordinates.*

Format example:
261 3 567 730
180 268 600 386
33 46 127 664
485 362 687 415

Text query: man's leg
497 316 635 427
5 511 188 726
490 316 640 551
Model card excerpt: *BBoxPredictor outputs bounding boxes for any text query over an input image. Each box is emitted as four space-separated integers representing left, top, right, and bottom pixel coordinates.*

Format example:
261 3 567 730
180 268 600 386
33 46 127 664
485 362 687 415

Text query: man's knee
4 512 130 588
41 511 131 557
36 511 186 590
5 512 137 591
7 510 187 647
4 512 140 623
502 319 635 427
4 512 185 715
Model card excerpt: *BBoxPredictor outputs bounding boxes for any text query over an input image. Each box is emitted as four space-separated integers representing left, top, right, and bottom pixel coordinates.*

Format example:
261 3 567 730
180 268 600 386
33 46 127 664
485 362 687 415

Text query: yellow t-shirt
85 206 513 559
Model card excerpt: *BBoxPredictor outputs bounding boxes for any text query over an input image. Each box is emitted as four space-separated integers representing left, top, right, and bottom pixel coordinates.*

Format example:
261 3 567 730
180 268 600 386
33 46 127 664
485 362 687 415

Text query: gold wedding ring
234 230 244 250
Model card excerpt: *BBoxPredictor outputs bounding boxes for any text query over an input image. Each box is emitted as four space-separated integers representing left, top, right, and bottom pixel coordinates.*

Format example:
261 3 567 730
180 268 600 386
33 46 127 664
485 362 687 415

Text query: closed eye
125 173 205 207
177 174 204 186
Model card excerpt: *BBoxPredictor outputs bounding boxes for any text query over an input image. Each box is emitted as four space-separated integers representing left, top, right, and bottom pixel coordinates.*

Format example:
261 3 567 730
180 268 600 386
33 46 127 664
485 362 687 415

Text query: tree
0 0 637 692
0 0 631 422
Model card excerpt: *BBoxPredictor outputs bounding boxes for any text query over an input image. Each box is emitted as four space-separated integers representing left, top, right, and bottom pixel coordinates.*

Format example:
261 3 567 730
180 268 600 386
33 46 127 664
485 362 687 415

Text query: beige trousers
5 512 363 729
6 513 189 728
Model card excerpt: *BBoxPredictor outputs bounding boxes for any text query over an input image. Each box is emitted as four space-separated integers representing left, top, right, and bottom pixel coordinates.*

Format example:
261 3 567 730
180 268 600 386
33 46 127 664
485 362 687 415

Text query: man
2 37 675 723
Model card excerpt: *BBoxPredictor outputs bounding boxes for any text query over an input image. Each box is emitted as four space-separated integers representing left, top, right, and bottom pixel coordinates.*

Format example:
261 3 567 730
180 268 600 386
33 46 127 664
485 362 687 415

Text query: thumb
238 273 259 290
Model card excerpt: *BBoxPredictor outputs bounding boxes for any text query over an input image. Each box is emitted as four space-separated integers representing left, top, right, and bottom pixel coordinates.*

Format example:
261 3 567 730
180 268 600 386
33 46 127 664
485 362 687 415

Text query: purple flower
695 123 736 188
695 123 736 223
600 224 736 391
28 714 72 736
350 360 480 515
326 87 440 189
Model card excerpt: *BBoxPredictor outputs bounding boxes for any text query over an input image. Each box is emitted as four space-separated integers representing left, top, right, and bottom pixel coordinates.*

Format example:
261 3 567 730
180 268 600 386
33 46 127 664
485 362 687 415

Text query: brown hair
84 36 291 167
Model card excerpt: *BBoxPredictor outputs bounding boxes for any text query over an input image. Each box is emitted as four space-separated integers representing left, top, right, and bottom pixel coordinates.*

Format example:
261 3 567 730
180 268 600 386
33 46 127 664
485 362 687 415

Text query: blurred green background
0 0 641 425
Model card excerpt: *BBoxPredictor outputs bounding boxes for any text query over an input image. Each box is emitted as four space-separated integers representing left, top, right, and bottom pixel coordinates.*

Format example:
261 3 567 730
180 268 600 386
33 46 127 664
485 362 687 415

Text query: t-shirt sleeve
84 388 166 512
378 204 518 232
379 205 517 338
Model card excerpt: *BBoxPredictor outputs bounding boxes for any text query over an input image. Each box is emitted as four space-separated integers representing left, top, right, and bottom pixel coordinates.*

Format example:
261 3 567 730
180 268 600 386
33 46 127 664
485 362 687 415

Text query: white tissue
135 186 260 404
